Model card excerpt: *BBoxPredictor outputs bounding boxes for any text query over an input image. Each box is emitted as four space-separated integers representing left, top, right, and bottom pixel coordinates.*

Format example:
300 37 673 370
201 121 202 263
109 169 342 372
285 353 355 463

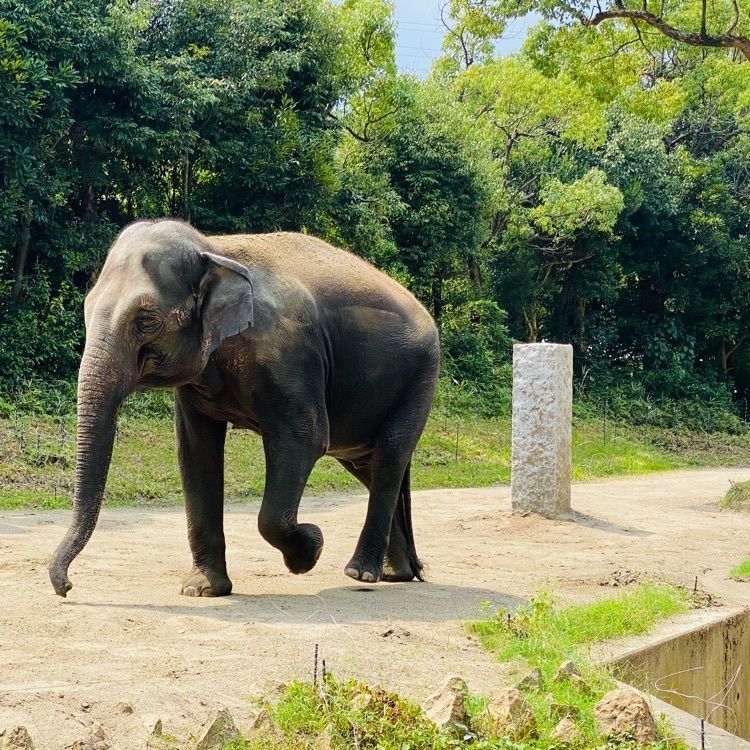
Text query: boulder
351 692 373 712
422 676 468 733
515 668 543 692
569 674 590 693
553 660 581 682
594 689 658 744
485 687 536 739
317 724 333 750
250 710 272 734
551 716 583 746
0 726 34 750
72 723 109 750
549 702 579 720
195 709 240 750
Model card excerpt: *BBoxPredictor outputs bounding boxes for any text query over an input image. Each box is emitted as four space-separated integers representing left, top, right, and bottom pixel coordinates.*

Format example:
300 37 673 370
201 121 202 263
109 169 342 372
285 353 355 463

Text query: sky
392 1 540 77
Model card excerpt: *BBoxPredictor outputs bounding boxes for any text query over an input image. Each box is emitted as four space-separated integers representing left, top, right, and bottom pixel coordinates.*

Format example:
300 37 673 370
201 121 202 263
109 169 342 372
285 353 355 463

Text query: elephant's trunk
49 332 132 596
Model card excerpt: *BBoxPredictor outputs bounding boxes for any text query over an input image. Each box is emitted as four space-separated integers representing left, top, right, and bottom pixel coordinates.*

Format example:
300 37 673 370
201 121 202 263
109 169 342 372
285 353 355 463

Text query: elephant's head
49 219 253 596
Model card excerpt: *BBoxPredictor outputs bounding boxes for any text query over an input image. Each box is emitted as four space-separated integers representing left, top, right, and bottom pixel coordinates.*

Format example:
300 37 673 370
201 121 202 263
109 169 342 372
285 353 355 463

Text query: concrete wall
612 610 750 740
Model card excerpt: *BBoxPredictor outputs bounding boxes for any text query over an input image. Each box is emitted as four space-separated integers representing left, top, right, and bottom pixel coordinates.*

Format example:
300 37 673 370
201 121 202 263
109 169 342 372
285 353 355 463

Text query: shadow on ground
62 582 522 625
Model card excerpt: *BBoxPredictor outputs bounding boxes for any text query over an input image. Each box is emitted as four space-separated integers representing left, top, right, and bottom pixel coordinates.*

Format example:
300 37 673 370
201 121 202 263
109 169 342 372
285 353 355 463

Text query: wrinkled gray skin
49 220 439 597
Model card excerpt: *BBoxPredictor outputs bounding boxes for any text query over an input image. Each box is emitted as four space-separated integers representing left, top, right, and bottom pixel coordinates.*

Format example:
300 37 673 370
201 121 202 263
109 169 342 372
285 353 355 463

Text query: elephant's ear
197 251 254 360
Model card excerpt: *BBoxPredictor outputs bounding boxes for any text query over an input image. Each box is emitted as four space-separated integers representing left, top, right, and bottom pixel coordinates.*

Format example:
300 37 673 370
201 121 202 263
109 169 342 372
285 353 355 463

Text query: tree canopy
1 0 748 428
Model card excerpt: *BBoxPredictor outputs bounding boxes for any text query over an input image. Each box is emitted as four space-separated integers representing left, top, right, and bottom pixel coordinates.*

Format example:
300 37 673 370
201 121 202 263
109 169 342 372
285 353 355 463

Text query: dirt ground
1 468 749 749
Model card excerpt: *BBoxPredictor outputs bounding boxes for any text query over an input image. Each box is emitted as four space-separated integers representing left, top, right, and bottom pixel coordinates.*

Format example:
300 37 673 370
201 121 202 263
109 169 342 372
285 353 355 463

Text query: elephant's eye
135 309 163 336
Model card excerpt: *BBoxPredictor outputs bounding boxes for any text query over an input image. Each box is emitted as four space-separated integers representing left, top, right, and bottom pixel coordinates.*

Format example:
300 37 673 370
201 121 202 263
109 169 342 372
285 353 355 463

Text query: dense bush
1 0 748 433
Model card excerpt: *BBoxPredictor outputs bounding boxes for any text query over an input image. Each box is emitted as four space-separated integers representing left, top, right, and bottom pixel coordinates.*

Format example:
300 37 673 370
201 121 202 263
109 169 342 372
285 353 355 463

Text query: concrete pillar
511 343 573 518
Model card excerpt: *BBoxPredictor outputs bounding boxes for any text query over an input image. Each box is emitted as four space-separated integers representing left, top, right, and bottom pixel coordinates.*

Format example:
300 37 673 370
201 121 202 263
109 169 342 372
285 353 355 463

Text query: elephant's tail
397 461 424 581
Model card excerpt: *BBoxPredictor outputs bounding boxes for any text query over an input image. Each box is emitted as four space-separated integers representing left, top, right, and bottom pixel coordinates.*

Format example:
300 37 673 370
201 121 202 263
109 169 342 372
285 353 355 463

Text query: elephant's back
210 232 437 339
212 231 393 294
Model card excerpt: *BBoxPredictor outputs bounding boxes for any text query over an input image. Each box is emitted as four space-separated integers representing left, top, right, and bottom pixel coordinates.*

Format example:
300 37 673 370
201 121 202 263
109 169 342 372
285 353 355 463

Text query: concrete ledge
605 607 750 745
617 682 750 750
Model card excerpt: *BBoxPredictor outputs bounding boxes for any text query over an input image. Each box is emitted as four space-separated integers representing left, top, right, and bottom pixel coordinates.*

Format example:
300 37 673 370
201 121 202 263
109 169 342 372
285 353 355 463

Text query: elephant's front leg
175 393 232 597
257 435 324 574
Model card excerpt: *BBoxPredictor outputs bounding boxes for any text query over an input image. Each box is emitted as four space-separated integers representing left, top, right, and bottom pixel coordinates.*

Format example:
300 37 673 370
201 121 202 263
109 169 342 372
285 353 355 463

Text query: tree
536 0 750 61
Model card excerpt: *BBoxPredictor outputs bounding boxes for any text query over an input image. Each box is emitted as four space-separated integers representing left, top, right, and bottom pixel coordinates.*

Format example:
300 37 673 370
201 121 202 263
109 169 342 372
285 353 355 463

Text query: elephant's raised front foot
179 567 232 597
344 552 383 583
282 523 324 575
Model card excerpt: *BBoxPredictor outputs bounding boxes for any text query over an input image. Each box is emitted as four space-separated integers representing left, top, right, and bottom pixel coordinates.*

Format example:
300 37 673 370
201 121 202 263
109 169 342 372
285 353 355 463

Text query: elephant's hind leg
175 392 233 597
342 379 432 584
337 459 419 582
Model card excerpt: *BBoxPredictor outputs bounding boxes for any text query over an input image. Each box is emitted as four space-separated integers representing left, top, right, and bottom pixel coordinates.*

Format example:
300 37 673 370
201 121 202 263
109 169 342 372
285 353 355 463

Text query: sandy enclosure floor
1 468 749 748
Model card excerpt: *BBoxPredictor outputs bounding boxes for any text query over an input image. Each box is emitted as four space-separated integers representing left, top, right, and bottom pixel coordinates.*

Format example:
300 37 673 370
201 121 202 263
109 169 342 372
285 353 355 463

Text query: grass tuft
730 559 750 580
468 583 691 744
720 480 750 511
3 407 744 509
220 672 687 749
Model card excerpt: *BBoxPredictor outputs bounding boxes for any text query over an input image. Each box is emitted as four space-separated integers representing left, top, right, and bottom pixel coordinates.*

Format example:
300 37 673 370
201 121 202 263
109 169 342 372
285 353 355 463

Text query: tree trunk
10 209 32 302
82 184 98 223
431 278 444 322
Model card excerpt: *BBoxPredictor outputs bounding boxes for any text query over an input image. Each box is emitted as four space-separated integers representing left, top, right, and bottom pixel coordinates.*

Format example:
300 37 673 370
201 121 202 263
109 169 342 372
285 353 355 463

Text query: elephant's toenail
344 567 360 580
362 572 375 582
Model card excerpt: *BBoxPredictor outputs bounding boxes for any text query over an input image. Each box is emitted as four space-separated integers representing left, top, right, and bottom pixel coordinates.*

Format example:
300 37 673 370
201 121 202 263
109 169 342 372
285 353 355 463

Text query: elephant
49 219 440 598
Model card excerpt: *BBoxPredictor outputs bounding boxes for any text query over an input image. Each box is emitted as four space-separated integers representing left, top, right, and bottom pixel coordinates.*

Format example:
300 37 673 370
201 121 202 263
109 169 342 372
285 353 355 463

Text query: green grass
211 672 685 750
730 559 750 579
720 480 750 511
468 584 691 745
1 406 748 510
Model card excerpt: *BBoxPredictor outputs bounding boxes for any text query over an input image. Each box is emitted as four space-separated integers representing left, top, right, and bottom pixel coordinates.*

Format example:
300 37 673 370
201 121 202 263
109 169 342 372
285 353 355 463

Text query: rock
569 674 590 693
485 687 536 739
549 703 579 720
317 724 333 750
515 668 543 692
511 343 573 518
553 660 581 682
551 716 583 746
0 726 34 750
594 689 659 744
250 710 272 734
351 693 372 712
195 709 240 750
422 676 468 733
115 702 134 715
72 723 109 750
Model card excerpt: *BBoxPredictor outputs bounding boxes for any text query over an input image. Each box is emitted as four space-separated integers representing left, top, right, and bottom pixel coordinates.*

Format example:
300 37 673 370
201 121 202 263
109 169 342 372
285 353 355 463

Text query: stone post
511 343 573 518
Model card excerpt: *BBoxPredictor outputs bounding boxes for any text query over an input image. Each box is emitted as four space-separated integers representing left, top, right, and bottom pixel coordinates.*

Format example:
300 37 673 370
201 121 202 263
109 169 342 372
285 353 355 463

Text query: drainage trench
612 610 750 740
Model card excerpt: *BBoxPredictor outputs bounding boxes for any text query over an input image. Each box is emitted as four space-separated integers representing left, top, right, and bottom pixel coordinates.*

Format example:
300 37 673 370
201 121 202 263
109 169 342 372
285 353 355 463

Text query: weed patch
2 408 744 509
730 559 750 580
224 673 685 749
468 584 691 745
720 480 750 511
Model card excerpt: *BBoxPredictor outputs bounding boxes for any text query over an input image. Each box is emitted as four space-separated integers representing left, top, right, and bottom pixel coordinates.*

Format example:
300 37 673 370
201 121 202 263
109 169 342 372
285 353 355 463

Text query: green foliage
229 672 684 749
469 585 691 744
720 479 750 511
441 301 513 387
1 0 749 434
4 383 750 509
730 559 750 580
